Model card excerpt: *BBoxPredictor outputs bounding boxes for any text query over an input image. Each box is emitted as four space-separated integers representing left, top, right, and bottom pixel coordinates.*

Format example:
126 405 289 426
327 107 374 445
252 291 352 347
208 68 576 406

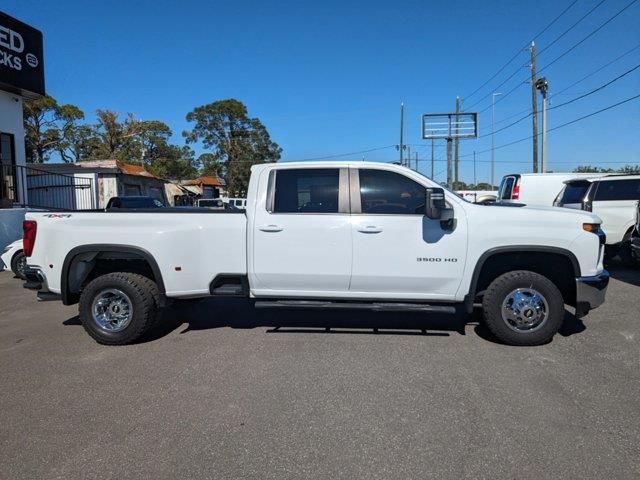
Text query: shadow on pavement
606 261 640 287
63 298 586 345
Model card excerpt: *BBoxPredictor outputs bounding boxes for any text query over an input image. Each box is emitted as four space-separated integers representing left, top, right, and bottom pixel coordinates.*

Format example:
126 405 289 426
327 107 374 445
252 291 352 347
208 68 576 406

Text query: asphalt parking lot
1 264 639 480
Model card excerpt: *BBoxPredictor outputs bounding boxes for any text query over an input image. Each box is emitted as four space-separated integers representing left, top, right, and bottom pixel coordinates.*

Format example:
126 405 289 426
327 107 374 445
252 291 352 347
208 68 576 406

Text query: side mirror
425 187 455 229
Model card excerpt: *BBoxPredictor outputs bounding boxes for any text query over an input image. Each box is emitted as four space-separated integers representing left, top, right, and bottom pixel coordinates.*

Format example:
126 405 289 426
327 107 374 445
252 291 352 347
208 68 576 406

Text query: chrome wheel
91 289 133 332
501 288 549 333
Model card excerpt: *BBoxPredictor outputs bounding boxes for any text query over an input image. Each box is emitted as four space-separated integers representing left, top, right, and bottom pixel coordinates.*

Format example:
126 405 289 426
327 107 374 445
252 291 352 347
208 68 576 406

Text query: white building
0 11 45 247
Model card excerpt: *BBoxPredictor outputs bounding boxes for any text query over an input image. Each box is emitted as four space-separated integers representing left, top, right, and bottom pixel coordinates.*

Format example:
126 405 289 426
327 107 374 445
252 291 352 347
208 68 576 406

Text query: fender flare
61 244 165 305
463 245 581 313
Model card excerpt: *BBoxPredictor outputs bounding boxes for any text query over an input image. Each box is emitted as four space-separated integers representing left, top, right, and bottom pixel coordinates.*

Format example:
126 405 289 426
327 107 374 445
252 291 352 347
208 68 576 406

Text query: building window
1 133 17 206
124 184 142 196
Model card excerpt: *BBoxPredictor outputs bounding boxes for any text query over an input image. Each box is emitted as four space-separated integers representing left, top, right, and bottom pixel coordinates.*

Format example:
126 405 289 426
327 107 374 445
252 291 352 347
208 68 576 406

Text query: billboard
0 11 45 98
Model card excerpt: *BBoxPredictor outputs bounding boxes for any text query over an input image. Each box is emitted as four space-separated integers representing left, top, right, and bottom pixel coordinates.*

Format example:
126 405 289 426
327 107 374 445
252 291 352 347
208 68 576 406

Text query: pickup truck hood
474 202 602 224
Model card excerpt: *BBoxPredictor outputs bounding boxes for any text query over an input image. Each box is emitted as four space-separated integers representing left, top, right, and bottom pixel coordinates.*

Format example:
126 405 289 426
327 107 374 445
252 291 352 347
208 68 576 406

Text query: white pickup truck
23 161 609 346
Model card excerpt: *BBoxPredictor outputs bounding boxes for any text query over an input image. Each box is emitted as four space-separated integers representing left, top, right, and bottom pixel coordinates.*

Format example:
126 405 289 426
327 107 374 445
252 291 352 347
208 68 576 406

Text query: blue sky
4 0 640 185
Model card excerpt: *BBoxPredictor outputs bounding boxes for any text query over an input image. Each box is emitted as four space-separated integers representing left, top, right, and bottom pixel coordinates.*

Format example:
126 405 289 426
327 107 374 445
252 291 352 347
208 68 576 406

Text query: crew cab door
251 167 352 294
349 167 467 300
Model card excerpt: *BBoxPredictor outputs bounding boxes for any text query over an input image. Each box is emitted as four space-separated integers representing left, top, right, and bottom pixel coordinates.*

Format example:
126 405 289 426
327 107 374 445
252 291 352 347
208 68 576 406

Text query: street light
491 92 502 188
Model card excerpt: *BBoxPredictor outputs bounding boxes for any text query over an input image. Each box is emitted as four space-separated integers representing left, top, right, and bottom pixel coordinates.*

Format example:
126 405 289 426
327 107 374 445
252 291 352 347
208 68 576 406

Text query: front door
252 167 352 295
349 167 467 300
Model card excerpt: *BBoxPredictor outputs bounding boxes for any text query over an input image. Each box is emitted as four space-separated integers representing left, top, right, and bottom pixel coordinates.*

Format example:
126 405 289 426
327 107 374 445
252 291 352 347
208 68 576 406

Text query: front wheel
11 251 27 280
482 270 565 346
79 272 159 345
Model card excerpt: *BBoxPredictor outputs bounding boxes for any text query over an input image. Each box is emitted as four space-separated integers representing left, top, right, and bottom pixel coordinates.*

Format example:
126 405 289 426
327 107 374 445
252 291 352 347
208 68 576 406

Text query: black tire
10 251 27 280
79 272 159 345
482 270 565 346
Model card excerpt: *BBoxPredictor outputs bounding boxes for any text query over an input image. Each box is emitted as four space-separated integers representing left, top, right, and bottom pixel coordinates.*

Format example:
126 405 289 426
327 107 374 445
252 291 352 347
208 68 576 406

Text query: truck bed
26 211 248 297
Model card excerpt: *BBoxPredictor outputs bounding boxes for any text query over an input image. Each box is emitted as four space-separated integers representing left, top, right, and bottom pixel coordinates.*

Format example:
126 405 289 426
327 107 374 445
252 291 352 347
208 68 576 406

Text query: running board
254 300 456 313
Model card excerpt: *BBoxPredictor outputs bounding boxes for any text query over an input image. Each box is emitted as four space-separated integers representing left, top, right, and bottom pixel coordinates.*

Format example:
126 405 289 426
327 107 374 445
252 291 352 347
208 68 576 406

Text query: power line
460 92 640 158
474 0 639 114
295 145 396 161
485 42 640 130
536 0 608 57
462 0 580 103
479 63 640 136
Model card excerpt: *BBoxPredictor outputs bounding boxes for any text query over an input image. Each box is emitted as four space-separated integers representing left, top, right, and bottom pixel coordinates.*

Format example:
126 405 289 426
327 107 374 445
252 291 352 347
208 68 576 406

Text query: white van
497 172 602 206
554 175 640 245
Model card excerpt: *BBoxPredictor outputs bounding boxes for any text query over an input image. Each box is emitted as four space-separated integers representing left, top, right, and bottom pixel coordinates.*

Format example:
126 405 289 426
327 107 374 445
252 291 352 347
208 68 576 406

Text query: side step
254 300 456 314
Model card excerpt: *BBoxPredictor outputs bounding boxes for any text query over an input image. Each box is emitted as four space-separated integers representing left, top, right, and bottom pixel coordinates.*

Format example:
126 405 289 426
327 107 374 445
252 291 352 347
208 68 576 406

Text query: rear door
349 167 467 299
591 179 640 243
251 167 352 294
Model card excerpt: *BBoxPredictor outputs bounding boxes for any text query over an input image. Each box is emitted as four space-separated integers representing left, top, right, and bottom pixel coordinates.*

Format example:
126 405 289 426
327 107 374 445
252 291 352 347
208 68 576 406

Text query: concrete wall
0 208 26 250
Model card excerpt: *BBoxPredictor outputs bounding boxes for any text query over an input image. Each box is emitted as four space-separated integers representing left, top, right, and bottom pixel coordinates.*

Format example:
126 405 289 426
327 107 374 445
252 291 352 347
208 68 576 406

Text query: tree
147 145 198 180
184 99 281 196
198 153 224 177
573 165 639 174
23 96 86 163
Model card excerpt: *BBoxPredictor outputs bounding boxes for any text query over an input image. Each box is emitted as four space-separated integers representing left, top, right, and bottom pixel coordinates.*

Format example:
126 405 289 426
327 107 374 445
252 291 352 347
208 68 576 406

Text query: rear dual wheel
79 272 160 345
482 270 565 346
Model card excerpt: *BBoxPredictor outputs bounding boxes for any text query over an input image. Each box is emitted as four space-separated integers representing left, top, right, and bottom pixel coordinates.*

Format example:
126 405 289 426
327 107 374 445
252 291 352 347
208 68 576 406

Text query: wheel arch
61 244 165 306
464 246 580 313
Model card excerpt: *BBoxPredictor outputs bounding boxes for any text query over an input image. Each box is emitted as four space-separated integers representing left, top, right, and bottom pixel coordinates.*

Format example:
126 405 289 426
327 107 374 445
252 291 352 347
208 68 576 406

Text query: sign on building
0 11 45 98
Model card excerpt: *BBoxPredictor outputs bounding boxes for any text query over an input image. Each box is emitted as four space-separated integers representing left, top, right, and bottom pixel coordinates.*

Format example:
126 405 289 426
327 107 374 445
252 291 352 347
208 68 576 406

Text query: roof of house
182 176 226 187
27 160 164 181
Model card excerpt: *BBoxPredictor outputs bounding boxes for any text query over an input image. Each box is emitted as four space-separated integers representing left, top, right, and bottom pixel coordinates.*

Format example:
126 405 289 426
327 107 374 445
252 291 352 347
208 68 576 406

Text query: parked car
225 198 247 210
554 175 640 248
456 190 497 204
497 173 602 206
23 161 608 347
1 239 26 280
106 196 165 209
630 203 640 265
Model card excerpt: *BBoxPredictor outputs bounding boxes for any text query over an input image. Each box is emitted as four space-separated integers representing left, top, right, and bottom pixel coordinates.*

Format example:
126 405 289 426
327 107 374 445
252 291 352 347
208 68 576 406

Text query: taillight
23 221 37 257
512 183 520 200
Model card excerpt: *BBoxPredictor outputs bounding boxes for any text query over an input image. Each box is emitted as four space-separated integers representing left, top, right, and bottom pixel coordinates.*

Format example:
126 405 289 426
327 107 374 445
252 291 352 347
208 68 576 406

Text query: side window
594 180 640 201
359 169 425 214
273 168 340 213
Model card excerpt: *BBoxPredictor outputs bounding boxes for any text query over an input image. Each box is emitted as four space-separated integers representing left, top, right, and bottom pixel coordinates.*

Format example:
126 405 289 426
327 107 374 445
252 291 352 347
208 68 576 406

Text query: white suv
554 175 640 245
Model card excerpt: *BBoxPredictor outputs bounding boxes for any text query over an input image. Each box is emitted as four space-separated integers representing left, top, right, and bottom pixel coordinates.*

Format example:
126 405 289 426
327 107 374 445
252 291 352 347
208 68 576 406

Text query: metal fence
1 164 96 210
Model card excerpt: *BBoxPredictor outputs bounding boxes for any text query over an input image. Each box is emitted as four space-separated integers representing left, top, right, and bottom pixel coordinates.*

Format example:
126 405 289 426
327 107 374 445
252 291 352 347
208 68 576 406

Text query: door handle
357 225 383 234
259 224 283 232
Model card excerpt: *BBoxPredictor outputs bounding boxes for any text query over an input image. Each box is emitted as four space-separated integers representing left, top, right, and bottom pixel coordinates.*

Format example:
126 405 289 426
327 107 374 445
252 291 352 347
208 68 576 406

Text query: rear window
557 181 590 204
498 176 517 200
594 179 640 201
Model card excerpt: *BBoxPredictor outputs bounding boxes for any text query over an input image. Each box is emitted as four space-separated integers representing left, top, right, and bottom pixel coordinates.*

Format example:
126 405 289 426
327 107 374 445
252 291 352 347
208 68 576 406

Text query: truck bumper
23 266 61 301
575 270 609 318
631 237 640 262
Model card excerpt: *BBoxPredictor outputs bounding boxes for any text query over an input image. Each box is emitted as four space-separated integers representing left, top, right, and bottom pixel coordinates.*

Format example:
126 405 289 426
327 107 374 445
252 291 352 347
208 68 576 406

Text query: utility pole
406 146 411 168
473 150 477 187
536 77 549 172
396 102 406 165
454 96 460 184
530 41 539 173
431 138 435 179
415 152 418 172
491 92 502 188
446 138 453 189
